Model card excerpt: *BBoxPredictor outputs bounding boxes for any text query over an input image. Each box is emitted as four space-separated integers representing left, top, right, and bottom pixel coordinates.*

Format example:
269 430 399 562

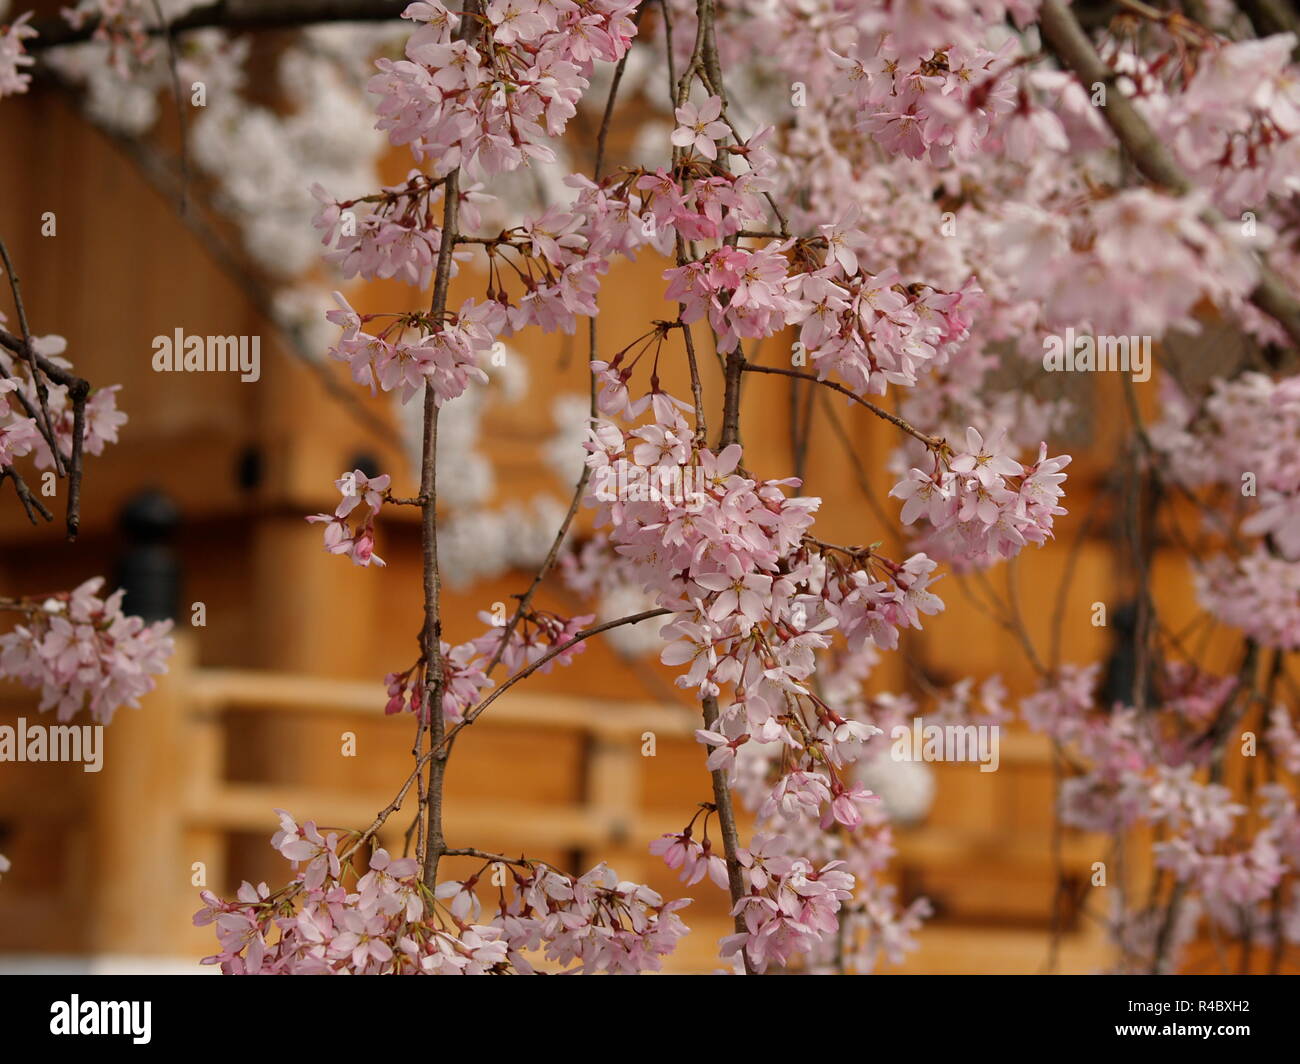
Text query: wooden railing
0 637 1111 971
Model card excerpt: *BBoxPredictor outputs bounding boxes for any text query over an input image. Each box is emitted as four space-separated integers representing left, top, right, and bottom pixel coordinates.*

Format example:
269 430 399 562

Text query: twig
341 748 437 862
0 238 64 477
0 467 53 524
148 0 191 215
702 692 755 974
740 361 943 449
28 0 411 50
440 609 672 745
0 244 90 538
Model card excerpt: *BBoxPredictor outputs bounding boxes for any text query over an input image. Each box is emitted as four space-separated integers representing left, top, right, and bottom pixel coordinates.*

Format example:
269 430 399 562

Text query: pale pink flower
671 95 728 160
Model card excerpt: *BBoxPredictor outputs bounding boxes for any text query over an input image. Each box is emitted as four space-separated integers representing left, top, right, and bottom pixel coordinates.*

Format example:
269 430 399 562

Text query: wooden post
181 680 228 958
88 634 195 958
585 734 643 880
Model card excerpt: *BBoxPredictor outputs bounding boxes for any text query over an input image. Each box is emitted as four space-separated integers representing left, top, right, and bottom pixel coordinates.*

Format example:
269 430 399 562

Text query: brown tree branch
0 317 89 539
417 176 458 891
28 0 410 50
1038 0 1300 355
418 1 482 892
740 360 943 449
441 608 673 744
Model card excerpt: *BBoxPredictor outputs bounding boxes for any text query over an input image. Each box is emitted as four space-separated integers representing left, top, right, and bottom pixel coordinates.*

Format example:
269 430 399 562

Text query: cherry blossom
671 94 728 160
0 577 174 724
0 11 35 99
196 816 688 974
307 468 392 567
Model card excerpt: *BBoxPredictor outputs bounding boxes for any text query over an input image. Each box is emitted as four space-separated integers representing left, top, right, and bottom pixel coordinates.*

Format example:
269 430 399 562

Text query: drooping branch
0 467 53 524
416 0 484 894
0 249 91 539
690 0 759 975
417 177 459 891
740 361 943 450
28 0 411 51
1038 0 1300 354
441 608 672 743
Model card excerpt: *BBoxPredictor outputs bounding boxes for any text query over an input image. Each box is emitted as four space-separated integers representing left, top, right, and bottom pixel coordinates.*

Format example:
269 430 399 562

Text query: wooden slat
187 669 1063 762
187 784 687 851
189 669 700 738
897 826 1097 872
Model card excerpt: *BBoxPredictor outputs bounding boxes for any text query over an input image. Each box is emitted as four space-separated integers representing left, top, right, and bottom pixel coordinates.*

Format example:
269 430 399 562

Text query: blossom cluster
583 376 965 966
0 324 128 475
324 292 494 406
1130 30 1300 215
312 173 448 290
890 428 1071 569
382 606 592 724
1151 372 1300 649
306 468 391 567
0 577 174 724
368 0 637 180
722 643 1002 973
722 835 855 973
435 858 689 974
983 189 1260 344
196 811 689 974
1020 663 1300 969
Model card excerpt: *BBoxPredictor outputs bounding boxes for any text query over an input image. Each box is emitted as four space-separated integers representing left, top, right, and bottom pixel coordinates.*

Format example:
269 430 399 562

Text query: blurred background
0 4 1271 974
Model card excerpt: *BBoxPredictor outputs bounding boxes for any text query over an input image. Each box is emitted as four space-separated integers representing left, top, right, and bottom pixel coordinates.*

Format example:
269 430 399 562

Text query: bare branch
29 0 410 51
740 360 943 450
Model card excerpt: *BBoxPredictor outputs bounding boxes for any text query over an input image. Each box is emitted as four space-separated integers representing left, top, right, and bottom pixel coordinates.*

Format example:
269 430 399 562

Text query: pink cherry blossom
671 94 728 160
0 577 174 724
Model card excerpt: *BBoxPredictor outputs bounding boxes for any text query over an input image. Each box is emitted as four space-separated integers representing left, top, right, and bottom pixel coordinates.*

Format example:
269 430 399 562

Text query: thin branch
440 609 672 744
0 237 64 477
740 360 943 449
418 183 459 890
29 0 411 50
148 0 192 215
0 243 89 538
0 467 53 524
340 748 438 862
701 691 754 974
416 2 485 893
